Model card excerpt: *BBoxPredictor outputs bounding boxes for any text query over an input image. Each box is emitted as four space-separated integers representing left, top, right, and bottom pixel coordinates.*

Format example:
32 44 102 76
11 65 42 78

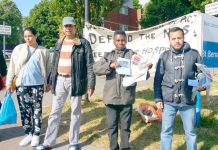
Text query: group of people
0 16 206 150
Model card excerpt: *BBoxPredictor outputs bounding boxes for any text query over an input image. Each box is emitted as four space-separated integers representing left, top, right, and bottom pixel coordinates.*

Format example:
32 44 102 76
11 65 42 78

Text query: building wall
123 0 133 8
104 7 141 31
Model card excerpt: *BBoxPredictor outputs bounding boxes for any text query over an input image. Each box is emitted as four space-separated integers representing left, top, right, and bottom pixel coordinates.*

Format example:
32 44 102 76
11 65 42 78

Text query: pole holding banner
196 92 201 127
3 21 6 57
85 0 89 22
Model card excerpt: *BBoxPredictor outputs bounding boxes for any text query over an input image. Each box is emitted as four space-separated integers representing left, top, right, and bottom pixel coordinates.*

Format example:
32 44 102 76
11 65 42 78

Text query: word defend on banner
84 11 202 70
0 25 11 35
84 11 218 69
205 2 218 16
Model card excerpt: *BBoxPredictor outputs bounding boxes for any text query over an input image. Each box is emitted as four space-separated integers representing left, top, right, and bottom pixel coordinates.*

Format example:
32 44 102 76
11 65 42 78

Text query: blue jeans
161 103 197 150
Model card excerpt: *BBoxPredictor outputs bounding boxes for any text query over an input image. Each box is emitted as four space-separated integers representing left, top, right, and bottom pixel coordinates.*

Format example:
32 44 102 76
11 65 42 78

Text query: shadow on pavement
0 126 23 141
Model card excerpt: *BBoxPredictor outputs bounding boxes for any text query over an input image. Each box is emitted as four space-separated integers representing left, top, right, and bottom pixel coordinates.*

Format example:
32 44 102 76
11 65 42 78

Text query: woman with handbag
6 27 51 147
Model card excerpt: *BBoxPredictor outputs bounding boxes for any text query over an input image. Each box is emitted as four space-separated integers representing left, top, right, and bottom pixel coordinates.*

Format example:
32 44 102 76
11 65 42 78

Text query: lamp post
85 0 89 22
3 21 6 57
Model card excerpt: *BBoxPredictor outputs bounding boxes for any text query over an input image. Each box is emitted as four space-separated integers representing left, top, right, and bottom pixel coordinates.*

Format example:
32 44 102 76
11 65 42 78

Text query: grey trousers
43 76 82 147
105 104 132 150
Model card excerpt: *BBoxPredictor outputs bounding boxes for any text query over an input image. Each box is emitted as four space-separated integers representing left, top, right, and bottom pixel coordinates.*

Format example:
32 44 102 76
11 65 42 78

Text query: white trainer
19 134 32 147
31 135 40 147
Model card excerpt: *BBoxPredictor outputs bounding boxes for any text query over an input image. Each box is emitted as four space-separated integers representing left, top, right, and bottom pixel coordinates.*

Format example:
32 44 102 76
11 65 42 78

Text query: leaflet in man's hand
116 57 131 75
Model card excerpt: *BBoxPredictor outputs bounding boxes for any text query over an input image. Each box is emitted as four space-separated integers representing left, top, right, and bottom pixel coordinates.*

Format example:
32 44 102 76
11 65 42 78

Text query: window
119 7 128 15
119 24 128 31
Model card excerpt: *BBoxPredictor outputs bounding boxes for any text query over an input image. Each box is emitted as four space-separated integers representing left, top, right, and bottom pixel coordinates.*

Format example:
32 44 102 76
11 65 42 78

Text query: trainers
31 135 40 147
19 134 32 146
36 145 52 150
69 144 80 150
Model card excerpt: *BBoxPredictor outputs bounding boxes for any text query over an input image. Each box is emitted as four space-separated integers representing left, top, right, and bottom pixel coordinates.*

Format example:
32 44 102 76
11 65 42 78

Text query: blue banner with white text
203 41 218 67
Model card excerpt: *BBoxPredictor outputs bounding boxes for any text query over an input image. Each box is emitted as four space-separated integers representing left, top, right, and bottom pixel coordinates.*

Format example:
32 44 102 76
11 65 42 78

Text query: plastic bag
136 103 162 123
0 93 17 125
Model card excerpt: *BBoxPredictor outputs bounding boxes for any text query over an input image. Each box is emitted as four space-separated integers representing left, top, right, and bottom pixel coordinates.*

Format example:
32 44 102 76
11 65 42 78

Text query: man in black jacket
154 27 206 150
38 17 95 150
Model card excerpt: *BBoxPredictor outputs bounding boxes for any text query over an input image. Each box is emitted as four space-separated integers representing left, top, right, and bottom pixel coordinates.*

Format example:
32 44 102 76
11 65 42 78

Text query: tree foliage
0 0 22 46
24 0 123 48
90 0 123 26
140 0 195 28
133 0 142 9
140 0 215 29
190 0 212 12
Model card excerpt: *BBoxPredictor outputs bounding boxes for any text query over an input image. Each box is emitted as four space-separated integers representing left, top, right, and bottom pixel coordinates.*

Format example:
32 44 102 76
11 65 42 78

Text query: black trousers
105 104 132 150
16 85 44 135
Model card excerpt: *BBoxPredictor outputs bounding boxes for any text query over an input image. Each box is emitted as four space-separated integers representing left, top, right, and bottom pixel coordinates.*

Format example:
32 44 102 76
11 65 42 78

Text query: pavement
0 75 152 150
0 76 108 150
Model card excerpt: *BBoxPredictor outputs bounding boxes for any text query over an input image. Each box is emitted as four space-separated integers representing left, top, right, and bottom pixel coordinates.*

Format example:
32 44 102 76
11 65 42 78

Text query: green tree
140 0 195 28
0 0 22 46
24 0 123 48
190 0 212 12
90 0 123 26
133 0 142 9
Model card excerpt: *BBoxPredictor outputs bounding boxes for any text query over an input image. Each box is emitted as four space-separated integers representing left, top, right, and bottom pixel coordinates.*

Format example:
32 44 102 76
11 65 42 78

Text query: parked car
48 47 55 58
2 50 12 59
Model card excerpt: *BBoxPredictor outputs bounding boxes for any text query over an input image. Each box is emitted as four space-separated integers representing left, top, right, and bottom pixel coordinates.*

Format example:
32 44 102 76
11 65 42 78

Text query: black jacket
154 42 202 105
0 51 7 76
49 36 95 96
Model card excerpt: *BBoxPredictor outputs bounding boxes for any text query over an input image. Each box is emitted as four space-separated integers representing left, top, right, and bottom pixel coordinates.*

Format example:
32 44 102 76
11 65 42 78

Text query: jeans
161 103 197 150
105 104 132 150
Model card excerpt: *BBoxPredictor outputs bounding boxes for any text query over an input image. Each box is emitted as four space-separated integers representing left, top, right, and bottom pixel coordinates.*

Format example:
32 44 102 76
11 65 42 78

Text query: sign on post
202 13 218 67
0 25 11 35
205 2 218 16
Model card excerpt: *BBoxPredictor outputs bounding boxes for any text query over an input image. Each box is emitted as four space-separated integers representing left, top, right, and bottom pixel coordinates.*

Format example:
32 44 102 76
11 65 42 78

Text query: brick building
103 0 141 31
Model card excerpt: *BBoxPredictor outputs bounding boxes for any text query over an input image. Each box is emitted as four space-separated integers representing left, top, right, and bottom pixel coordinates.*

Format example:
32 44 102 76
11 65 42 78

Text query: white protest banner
84 11 202 73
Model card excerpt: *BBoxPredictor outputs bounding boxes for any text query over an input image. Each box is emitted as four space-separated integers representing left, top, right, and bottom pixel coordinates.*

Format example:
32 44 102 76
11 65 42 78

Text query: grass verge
42 74 218 150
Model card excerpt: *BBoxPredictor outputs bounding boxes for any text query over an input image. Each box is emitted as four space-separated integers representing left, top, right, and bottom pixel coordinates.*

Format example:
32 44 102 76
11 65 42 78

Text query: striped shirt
57 40 74 75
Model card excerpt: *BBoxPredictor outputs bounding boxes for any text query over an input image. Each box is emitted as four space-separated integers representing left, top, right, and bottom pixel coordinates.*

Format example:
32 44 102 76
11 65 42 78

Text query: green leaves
23 0 122 48
140 0 213 29
0 0 22 45
140 0 195 28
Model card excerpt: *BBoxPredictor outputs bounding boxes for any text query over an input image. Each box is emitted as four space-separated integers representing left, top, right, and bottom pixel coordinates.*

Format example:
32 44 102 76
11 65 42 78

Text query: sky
12 0 149 17
12 0 41 16
139 0 149 5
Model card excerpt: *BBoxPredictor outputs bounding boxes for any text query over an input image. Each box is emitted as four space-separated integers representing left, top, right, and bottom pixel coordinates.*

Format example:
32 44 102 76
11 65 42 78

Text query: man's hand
110 62 119 69
156 101 163 110
195 86 206 92
146 63 153 70
87 88 95 97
